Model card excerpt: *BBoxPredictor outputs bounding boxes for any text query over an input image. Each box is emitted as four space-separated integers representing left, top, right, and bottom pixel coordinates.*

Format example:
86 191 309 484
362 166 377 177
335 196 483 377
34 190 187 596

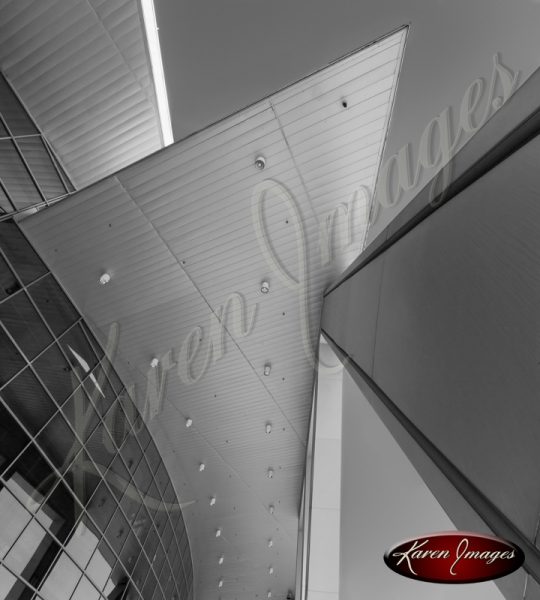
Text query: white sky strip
141 0 174 146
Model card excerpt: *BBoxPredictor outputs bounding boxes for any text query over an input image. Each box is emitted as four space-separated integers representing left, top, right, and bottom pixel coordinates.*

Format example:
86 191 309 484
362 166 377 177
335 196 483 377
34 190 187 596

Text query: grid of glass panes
0 73 74 218
0 220 194 600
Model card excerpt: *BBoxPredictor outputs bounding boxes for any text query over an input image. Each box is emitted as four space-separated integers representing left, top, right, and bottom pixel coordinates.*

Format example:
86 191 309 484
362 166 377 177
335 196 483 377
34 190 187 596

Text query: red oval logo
384 532 524 583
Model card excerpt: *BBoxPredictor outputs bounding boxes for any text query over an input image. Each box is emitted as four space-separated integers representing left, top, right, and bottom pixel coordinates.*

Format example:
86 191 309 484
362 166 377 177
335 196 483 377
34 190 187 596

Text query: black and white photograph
0 1 538 599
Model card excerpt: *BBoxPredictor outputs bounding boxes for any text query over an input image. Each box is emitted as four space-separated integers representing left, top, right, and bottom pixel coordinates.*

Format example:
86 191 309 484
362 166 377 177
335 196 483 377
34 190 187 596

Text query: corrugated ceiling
21 26 407 600
0 0 163 189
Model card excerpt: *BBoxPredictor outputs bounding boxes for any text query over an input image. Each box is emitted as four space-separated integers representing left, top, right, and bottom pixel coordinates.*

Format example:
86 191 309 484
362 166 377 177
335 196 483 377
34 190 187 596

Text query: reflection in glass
0 327 25 385
0 254 21 300
0 292 53 360
0 221 47 285
28 275 79 336
17 138 66 200
32 342 78 405
0 221 193 598
0 367 56 435
0 140 41 209
0 75 37 136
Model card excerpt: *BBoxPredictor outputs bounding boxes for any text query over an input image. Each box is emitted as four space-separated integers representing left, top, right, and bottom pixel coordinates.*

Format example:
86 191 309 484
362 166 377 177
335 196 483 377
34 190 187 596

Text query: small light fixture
218 579 223 589
268 538 273 548
268 504 275 515
267 591 272 598
210 496 216 506
254 155 266 170
260 280 270 294
265 423 272 434
267 468 274 479
99 272 111 285
199 462 206 472
150 357 159 368
218 555 224 565
268 566 274 575
216 528 222 538
263 363 271 376
185 417 193 428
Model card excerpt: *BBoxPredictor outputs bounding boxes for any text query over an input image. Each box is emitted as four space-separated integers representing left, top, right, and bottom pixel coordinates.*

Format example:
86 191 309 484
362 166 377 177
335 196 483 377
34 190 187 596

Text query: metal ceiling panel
21 27 407 600
0 0 162 189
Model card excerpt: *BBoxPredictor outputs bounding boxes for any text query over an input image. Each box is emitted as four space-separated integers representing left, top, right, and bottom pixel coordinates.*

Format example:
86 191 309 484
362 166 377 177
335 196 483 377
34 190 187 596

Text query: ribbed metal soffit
0 0 163 189
21 27 406 600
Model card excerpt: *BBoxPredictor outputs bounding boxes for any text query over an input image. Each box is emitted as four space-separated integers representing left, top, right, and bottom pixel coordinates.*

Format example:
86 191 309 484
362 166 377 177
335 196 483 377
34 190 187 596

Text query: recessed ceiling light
265 423 272 434
267 591 272 598
216 528 222 538
268 504 275 515
268 566 274 575
267 468 274 479
199 462 206 472
263 363 271 376
210 496 216 506
260 280 270 294
254 155 266 170
99 273 111 285
185 418 193 428
218 579 223 589
218 555 224 565
268 539 273 548
150 358 159 368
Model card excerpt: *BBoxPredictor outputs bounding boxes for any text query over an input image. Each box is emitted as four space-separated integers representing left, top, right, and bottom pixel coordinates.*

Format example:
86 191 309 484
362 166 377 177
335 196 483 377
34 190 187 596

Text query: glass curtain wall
0 189 193 600
0 73 74 218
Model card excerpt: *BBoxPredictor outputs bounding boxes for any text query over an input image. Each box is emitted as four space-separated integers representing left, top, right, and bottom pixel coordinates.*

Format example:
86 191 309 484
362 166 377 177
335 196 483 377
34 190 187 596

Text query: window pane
35 412 81 473
0 182 14 213
71 574 101 600
119 432 142 480
58 323 99 377
119 482 143 527
0 253 20 299
38 549 83 600
131 548 149 593
0 220 47 285
142 526 159 562
107 454 131 502
0 367 56 434
0 75 37 136
17 138 66 200
85 420 116 474
82 363 116 417
0 326 26 386
0 292 53 360
144 439 160 474
64 450 101 509
0 140 41 209
86 480 116 536
61 388 100 443
133 505 151 550
80 322 104 360
28 274 78 336
48 147 75 194
142 569 157 600
6 443 56 500
86 541 114 591
32 342 78 404
104 507 129 556
154 460 168 495
102 402 131 451
132 457 152 497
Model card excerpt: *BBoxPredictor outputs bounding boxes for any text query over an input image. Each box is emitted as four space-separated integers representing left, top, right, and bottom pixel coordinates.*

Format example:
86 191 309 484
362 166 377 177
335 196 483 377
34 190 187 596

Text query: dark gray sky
155 0 540 235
